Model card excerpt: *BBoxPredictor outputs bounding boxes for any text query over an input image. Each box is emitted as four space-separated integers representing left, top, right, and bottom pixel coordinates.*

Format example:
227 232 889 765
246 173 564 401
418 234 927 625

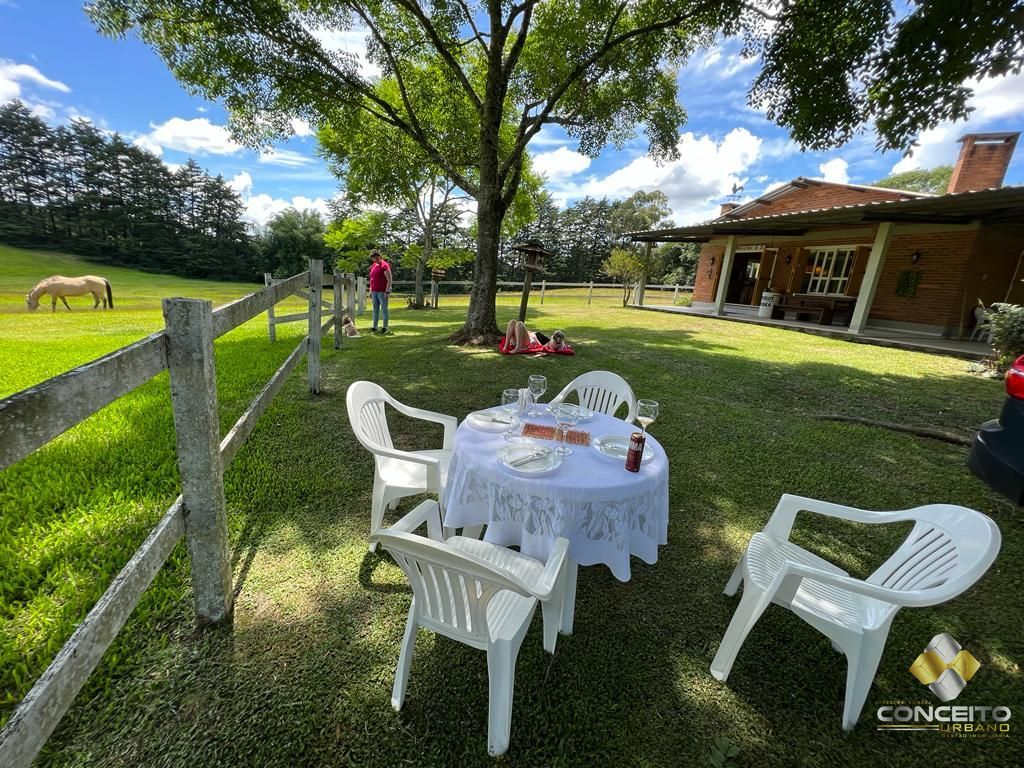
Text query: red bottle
625 431 645 472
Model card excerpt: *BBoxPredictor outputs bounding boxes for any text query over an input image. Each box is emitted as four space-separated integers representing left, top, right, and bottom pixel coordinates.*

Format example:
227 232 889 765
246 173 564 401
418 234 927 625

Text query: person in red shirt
368 249 393 334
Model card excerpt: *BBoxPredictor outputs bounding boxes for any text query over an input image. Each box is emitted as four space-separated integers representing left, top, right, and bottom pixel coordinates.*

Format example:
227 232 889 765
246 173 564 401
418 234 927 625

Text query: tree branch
454 0 490 55
390 0 483 112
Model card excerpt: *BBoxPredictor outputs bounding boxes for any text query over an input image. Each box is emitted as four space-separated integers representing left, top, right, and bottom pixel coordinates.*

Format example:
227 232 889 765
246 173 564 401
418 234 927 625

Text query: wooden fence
390 279 694 308
0 260 341 768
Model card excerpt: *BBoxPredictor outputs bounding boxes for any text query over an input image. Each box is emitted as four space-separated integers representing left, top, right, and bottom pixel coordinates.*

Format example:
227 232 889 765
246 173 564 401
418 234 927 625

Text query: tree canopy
874 165 953 195
87 0 1024 339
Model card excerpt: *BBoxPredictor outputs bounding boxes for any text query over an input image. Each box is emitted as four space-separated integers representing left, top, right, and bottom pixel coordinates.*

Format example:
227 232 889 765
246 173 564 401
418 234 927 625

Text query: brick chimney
947 132 1019 193
719 202 739 217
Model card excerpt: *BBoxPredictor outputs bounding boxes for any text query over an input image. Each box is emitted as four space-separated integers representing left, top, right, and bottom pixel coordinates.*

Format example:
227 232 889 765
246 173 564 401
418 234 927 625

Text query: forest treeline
0 100 256 280
1 99 698 287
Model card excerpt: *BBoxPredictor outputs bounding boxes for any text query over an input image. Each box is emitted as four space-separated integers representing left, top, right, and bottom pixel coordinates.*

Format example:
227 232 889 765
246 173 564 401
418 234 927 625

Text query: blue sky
3 2 1023 227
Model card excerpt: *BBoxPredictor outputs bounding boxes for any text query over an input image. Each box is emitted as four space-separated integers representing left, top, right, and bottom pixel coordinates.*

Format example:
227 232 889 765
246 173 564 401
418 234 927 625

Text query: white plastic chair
346 381 457 550
549 370 637 422
371 500 569 756
710 494 1001 730
970 304 992 343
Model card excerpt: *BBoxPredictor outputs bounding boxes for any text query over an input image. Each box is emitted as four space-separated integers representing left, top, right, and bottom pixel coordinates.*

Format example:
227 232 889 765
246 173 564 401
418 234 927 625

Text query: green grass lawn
1 248 1020 767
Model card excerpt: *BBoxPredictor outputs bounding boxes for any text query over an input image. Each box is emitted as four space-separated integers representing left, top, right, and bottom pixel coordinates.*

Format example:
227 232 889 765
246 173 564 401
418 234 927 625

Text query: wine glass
552 403 579 456
501 388 522 441
636 399 659 434
527 374 547 416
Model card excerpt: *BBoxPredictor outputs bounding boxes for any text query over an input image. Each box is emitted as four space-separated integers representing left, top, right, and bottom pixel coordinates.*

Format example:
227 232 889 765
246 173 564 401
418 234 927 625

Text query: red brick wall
730 183 912 220
693 244 724 301
948 135 1018 193
870 231 979 328
963 224 1024 307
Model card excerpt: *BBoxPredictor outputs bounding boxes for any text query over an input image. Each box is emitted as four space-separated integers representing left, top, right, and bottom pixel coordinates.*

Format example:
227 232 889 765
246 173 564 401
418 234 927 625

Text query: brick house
633 132 1024 338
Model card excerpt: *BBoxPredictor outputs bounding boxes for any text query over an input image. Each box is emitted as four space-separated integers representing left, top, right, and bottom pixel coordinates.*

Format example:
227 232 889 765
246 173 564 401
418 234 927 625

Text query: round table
442 406 669 583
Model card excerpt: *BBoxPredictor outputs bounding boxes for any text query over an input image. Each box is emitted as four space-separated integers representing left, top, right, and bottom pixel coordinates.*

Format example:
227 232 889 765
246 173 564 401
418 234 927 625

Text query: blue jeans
371 291 389 329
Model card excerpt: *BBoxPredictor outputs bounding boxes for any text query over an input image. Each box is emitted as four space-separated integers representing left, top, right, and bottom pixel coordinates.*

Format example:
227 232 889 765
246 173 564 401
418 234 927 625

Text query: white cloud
227 170 253 196
258 147 314 167
721 54 757 79
197 105 209 113
134 117 242 157
0 60 70 103
551 128 762 224
311 26 381 79
890 71 1024 173
290 118 314 137
532 146 591 179
531 126 575 148
164 162 183 174
818 158 850 184
243 192 331 226
698 48 722 71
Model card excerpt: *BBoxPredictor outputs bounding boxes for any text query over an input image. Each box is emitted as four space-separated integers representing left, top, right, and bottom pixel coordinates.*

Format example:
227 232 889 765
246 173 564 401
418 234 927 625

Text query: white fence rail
0 260 338 768
389 279 694 307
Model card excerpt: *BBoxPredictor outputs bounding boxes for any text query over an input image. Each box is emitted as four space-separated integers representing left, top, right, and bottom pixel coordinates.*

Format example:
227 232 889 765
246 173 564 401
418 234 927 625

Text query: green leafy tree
323 209 392 272
874 165 953 195
88 0 1024 340
259 208 332 278
602 247 645 307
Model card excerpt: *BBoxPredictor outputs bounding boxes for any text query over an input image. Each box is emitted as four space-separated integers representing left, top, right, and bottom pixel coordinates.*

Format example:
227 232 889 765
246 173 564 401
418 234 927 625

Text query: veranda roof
629 185 1024 243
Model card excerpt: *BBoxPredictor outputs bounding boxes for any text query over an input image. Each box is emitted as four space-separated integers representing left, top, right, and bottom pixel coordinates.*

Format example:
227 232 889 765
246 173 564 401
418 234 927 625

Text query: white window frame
805 246 857 295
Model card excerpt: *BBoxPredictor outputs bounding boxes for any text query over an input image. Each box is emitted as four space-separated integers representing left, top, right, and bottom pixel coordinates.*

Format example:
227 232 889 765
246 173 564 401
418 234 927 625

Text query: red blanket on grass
498 337 574 355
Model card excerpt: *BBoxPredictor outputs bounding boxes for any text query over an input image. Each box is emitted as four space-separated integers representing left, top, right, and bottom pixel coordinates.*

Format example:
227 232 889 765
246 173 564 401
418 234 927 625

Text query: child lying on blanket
499 320 574 355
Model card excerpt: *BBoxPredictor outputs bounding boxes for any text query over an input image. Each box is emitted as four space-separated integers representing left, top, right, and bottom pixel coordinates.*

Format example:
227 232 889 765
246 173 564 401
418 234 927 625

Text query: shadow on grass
21 304 1022 767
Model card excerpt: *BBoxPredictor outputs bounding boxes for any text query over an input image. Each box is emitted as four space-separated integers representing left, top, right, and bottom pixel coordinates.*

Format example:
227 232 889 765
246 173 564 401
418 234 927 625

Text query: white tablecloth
442 407 669 581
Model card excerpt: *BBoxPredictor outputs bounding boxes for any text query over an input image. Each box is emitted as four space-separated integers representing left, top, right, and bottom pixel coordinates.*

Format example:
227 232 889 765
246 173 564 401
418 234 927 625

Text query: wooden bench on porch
771 295 856 326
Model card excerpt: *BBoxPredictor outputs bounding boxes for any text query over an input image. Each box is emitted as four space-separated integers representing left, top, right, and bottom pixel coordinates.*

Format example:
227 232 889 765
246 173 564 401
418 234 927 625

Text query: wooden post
346 272 356 320
264 273 277 342
333 269 343 349
357 276 366 315
517 270 533 322
308 259 323 393
162 298 233 625
673 284 680 304
431 279 440 308
588 281 594 305
540 280 546 304
713 235 738 316
849 222 893 334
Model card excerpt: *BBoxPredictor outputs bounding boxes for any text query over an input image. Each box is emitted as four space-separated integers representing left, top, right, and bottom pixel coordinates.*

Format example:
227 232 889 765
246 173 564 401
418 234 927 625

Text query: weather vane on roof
723 182 744 201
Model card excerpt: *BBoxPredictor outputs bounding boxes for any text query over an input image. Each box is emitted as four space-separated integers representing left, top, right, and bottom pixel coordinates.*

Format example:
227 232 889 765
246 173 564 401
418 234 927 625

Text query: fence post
308 259 323 394
357 276 366 315
587 281 594 305
162 298 233 625
540 280 546 304
431 279 439 309
264 273 277 342
673 284 680 304
333 269 343 349
346 272 356 320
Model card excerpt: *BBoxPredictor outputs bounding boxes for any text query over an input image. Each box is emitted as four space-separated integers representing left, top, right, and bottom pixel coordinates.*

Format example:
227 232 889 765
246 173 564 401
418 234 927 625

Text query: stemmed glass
527 374 547 416
636 399 659 434
501 388 523 441
552 403 579 456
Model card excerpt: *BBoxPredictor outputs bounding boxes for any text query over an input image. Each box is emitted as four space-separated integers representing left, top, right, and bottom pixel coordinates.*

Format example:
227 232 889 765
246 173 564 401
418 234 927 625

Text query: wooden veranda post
333 269 343 349
162 298 233 624
308 259 323 393
514 240 552 322
264 273 277 342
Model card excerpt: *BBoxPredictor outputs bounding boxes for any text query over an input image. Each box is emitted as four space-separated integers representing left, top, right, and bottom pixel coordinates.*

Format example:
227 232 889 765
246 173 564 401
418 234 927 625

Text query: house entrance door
726 252 762 305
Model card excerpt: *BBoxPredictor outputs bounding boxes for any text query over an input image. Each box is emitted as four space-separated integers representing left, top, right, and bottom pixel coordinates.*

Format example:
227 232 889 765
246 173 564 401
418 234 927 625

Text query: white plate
466 409 514 432
498 441 563 476
593 434 655 464
574 406 595 422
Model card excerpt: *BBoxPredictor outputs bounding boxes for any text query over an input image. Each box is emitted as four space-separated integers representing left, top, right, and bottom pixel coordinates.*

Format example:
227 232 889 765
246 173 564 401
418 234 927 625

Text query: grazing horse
26 275 114 312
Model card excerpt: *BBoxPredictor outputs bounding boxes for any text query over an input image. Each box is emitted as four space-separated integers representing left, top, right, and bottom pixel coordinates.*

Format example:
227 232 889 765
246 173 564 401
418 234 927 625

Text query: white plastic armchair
371 500 570 756
710 494 1001 731
549 370 637 423
970 304 992 343
346 381 457 550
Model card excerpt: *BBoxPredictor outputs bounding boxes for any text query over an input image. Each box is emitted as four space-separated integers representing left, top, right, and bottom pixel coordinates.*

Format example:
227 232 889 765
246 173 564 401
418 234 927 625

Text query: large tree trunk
452 111 503 343
414 255 425 307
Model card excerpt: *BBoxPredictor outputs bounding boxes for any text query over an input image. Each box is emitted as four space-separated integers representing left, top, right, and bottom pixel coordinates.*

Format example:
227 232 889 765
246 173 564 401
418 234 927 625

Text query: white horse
26 275 114 312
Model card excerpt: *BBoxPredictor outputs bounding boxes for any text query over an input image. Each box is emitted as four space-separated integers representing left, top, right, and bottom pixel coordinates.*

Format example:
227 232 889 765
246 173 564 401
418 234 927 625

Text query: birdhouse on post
513 240 553 322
